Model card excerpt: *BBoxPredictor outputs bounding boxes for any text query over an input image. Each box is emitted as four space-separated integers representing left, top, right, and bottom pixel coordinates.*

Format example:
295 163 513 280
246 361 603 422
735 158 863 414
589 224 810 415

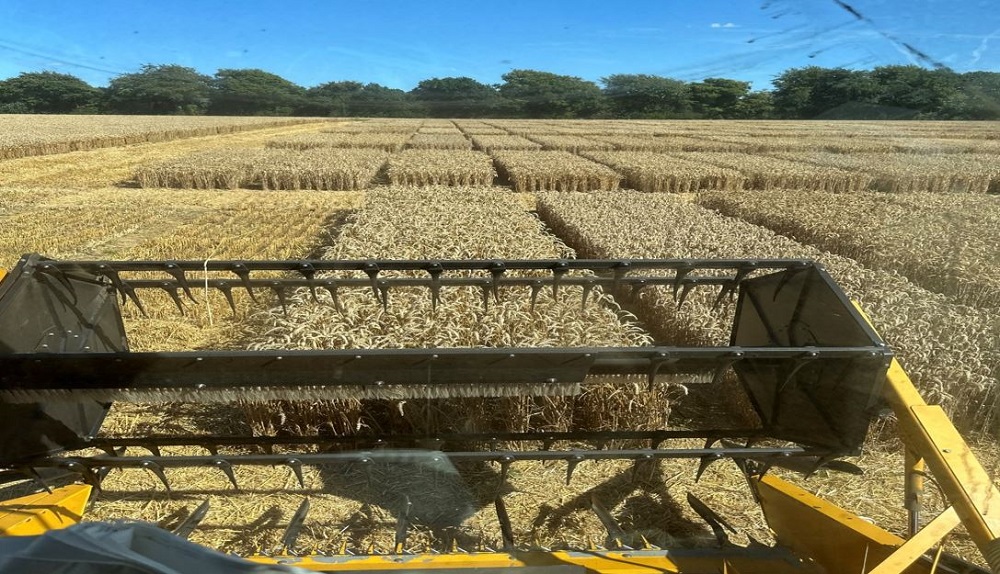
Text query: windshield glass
0 1 997 571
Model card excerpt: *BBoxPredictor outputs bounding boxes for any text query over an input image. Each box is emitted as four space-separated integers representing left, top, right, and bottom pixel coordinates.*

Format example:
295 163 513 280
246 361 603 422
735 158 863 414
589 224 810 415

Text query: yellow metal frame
246 546 810 573
0 484 90 536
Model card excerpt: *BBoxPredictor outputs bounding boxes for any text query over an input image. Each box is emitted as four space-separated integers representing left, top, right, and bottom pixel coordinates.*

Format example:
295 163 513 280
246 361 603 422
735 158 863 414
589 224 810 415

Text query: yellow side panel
756 475 935 574
0 484 91 536
249 548 815 573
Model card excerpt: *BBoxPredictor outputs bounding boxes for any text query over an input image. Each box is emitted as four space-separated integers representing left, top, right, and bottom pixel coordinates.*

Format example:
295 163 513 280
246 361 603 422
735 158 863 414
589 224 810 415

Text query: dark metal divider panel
0 255 122 463
732 265 890 454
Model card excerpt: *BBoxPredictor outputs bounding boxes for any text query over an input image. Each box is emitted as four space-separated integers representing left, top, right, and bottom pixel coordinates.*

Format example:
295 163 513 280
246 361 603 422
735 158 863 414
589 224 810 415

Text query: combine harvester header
0 253 996 573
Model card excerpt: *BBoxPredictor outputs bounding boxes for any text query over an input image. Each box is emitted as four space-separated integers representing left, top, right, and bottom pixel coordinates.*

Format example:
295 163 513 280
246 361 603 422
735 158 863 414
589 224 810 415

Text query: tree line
1 64 997 120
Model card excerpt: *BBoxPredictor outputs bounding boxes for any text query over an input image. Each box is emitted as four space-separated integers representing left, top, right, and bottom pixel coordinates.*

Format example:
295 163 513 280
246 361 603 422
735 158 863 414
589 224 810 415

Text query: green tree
772 67 824 118
0 71 100 113
688 78 751 118
735 90 775 119
302 81 365 116
601 74 691 118
210 69 306 116
104 65 212 115
499 70 605 118
871 65 960 117
772 67 880 118
940 72 1000 120
409 77 499 117
351 83 423 117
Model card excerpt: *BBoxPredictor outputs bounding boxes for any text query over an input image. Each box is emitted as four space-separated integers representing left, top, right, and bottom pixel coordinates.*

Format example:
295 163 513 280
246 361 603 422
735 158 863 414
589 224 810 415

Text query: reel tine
297 263 318 303
529 281 543 313
647 352 668 391
495 496 515 551
611 260 630 294
378 281 390 312
118 281 148 317
286 458 305 488
281 498 310 554
363 261 381 303
672 263 693 301
37 263 78 305
231 264 258 303
497 455 514 491
20 466 52 494
710 352 744 387
160 283 186 315
393 496 412 554
216 282 238 314
676 282 696 309
140 460 171 492
163 263 197 304
695 453 724 482
321 281 343 313
269 282 289 315
479 282 491 313
590 494 627 550
212 459 239 489
173 500 211 540
489 261 505 304
580 279 595 311
686 492 737 548
426 262 444 310
565 454 584 486
551 260 568 299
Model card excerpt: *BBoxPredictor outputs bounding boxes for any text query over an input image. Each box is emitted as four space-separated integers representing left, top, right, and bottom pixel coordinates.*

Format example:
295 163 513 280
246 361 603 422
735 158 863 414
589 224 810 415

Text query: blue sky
1 1 997 90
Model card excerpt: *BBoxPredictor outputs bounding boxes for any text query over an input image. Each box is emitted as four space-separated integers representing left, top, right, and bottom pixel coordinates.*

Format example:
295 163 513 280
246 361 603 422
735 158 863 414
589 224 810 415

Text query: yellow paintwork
0 484 91 535
854 300 1000 569
755 473 957 574
247 548 813 573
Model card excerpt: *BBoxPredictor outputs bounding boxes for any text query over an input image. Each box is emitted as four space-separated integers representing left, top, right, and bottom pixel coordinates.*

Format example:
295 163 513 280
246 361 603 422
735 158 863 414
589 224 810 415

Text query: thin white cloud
971 28 1000 65
710 22 738 29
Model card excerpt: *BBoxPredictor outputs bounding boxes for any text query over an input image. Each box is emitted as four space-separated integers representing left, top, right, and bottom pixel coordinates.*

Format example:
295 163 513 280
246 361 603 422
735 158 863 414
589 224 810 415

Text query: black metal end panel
0 254 125 464
731 264 890 454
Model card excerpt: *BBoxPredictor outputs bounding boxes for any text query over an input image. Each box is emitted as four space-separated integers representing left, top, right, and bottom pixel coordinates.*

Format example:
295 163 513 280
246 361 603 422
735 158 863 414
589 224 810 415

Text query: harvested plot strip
706 135 899 154
494 150 621 192
257 148 387 190
896 138 1000 154
526 134 615 153
459 126 508 135
582 151 745 193
697 191 1000 310
536 191 1000 433
386 149 496 186
406 133 473 149
269 132 410 152
246 186 655 433
134 149 262 189
594 135 694 152
135 148 387 190
0 200 169 267
675 152 872 192
772 152 1000 194
333 122 422 134
470 134 542 152
0 114 323 160
417 127 463 135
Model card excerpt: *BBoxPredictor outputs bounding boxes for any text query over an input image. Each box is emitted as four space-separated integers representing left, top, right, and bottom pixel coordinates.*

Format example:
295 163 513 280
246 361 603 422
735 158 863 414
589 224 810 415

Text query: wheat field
1 116 999 564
